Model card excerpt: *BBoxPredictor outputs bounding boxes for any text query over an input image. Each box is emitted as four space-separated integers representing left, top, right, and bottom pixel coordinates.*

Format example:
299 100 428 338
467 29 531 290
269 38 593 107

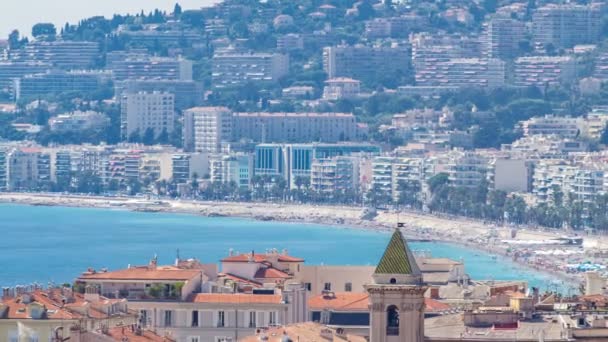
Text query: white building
183 107 233 153
322 78 361 100
210 153 254 188
521 115 584 139
48 111 110 132
120 91 175 140
212 51 289 88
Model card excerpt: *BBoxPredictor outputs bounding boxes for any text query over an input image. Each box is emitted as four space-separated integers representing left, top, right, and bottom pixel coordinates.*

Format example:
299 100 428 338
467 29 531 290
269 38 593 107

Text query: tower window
387 305 399 336
390 278 397 284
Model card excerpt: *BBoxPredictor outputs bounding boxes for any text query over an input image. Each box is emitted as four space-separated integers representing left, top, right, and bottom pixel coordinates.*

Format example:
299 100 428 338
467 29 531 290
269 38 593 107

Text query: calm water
0 203 571 293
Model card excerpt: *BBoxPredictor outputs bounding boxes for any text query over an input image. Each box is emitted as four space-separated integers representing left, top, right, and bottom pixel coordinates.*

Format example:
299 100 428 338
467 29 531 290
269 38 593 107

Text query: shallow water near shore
0 203 574 293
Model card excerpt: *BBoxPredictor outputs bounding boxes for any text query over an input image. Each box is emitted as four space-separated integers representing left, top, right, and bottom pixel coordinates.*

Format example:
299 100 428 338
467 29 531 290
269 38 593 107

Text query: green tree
142 128 156 145
32 23 57 37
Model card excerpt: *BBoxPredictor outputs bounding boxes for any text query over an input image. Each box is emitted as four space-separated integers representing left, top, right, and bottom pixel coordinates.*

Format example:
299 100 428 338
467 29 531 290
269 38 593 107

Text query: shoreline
0 192 585 291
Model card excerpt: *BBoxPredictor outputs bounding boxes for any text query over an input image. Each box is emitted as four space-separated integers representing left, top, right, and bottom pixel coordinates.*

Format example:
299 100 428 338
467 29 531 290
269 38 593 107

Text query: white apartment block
371 156 427 202
415 58 505 88
322 77 361 100
310 156 360 196
532 4 601 49
48 111 109 132
513 56 577 87
447 152 489 188
183 107 233 153
323 44 410 80
210 153 253 188
521 115 584 139
586 108 608 140
232 112 358 143
120 91 175 140
212 51 289 88
483 17 526 59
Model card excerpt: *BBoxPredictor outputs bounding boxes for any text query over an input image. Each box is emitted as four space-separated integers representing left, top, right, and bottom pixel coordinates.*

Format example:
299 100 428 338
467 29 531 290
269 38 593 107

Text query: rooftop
375 229 422 276
188 293 282 304
240 322 367 342
308 292 451 313
77 265 201 281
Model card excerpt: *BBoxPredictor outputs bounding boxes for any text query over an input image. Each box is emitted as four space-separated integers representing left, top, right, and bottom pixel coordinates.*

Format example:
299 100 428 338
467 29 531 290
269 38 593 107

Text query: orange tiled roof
221 253 304 263
308 293 451 313
220 273 264 287
106 326 174 342
78 266 201 281
189 293 282 304
254 267 291 279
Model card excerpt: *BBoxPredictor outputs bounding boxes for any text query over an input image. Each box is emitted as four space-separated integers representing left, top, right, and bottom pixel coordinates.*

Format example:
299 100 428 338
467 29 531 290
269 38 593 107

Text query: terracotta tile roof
308 292 451 313
106 326 174 342
77 266 201 281
240 322 367 342
188 293 282 304
221 253 304 263
254 267 291 279
219 273 263 287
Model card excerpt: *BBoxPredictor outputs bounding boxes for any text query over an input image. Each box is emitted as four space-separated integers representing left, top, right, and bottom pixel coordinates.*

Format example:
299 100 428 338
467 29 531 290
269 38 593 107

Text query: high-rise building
484 17 526 59
115 79 203 110
120 92 175 140
13 70 107 101
7 148 51 191
10 40 100 69
0 149 6 191
310 156 359 196
210 153 254 188
532 4 601 49
212 51 289 88
414 58 505 88
108 55 193 81
513 56 577 87
233 112 359 143
323 44 410 80
183 107 233 153
0 61 51 91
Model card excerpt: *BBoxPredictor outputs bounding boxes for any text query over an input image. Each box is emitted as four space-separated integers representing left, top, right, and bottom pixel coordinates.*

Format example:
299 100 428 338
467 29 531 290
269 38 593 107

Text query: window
140 310 149 327
324 282 331 291
387 305 399 336
305 283 312 291
217 311 225 327
249 311 257 328
164 310 172 327
192 310 199 327
188 337 200 342
269 311 277 326
215 337 233 342
344 282 352 292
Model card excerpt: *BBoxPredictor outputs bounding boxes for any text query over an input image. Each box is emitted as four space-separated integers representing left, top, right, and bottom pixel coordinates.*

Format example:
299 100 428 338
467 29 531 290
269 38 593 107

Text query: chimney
149 254 158 269
84 285 100 303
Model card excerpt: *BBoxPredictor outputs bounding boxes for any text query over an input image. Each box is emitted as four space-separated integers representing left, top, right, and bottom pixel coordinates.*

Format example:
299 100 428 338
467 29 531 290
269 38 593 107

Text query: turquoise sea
0 203 572 293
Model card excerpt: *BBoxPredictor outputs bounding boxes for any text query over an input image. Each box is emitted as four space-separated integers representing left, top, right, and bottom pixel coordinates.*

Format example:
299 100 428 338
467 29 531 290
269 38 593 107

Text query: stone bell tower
365 229 428 342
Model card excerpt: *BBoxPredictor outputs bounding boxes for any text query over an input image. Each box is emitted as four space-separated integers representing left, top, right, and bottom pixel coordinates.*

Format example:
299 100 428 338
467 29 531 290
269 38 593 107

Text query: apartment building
115 79 203 110
415 58 505 88
411 32 482 70
483 17 526 59
586 108 608 139
276 33 304 51
255 143 380 189
48 111 110 132
171 153 210 184
532 4 601 49
6 148 50 191
447 152 489 188
532 161 577 203
108 55 193 81
0 149 6 191
521 115 584 139
183 107 232 153
323 44 410 80
232 112 359 143
13 70 107 101
513 56 577 87
310 156 360 196
10 40 100 69
0 61 50 90
371 156 427 202
118 29 202 46
120 91 175 140
210 153 254 188
212 51 289 88
322 77 361 100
